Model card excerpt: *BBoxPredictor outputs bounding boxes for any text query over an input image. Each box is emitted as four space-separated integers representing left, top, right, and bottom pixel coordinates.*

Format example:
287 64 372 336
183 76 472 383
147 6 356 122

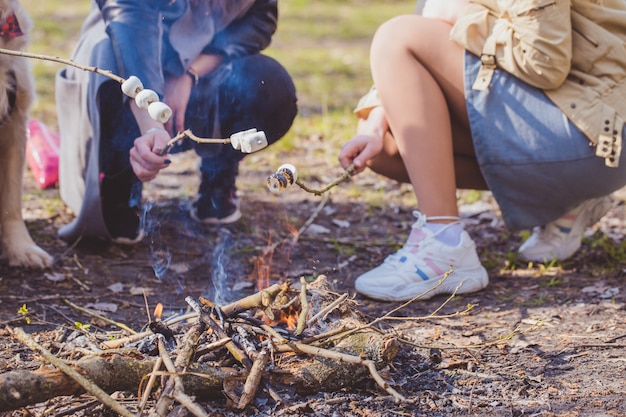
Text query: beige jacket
450 0 626 167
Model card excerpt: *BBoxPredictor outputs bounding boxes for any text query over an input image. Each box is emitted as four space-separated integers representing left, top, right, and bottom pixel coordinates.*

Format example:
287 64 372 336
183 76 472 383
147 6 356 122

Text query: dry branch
1 277 402 413
0 352 241 412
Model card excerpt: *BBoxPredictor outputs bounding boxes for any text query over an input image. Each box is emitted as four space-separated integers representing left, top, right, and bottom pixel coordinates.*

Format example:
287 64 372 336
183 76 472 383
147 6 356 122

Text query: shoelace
411 210 461 237
385 211 461 265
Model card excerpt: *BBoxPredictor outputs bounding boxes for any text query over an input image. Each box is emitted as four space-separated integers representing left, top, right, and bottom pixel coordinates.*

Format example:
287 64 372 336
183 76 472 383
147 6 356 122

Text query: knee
370 15 423 61
223 55 297 143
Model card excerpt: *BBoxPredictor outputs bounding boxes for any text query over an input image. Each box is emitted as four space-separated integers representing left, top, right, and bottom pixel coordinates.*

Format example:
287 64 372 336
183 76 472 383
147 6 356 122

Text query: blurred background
23 0 415 155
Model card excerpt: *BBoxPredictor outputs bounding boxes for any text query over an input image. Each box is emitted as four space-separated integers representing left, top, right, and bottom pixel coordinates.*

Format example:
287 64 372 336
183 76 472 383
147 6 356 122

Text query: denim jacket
94 0 277 97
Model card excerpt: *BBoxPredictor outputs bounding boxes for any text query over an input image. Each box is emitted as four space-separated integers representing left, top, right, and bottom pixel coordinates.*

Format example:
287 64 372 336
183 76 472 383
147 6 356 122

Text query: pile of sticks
1 275 401 416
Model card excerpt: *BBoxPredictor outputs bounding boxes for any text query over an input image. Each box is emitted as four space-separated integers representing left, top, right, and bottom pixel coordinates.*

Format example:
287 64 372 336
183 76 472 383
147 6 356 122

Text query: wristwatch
186 67 199 86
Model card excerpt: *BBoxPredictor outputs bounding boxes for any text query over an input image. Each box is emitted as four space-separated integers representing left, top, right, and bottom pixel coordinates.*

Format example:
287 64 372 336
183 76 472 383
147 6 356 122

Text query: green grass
22 0 92 125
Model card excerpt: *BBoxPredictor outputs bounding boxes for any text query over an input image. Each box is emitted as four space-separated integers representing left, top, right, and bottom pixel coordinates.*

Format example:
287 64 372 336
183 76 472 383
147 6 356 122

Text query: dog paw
5 244 53 269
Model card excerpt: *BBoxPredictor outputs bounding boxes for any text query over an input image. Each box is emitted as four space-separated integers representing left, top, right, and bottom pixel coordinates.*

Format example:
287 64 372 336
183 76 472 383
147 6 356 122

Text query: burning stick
267 163 356 196
157 128 268 156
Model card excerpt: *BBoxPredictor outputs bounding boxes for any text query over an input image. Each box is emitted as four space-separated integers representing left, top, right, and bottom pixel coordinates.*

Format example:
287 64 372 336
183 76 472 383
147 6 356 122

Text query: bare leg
367 125 488 190
369 15 478 219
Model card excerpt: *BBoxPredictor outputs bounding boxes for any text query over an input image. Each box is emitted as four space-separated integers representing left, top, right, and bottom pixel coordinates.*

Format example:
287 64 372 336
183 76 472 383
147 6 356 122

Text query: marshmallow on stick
267 164 298 193
267 163 356 196
158 128 269 156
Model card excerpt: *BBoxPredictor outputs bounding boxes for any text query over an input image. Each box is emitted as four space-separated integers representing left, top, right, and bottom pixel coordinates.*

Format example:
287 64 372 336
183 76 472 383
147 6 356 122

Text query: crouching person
55 0 297 244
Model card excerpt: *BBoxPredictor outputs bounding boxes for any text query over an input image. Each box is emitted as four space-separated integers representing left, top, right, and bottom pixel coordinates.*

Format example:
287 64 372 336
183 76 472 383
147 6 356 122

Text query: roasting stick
0 47 125 83
157 127 268 156
0 47 269 155
267 163 356 196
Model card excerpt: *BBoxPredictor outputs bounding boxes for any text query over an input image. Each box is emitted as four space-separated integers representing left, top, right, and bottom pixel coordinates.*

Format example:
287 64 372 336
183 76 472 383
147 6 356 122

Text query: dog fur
0 0 52 268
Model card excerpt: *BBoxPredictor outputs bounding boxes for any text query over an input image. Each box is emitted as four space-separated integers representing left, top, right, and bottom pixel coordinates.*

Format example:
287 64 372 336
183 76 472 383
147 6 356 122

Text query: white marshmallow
135 89 159 110
230 128 258 151
240 131 268 153
121 76 144 98
148 101 173 123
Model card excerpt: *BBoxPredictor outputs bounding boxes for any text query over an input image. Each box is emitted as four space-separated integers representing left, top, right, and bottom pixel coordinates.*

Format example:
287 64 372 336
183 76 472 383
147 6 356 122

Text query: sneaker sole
190 207 242 225
356 265 489 302
112 229 145 245
519 195 614 262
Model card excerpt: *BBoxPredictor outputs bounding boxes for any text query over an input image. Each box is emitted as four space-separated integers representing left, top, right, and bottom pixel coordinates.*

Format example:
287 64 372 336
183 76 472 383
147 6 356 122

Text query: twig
398 323 534 351
100 312 198 349
294 164 356 196
159 129 230 155
300 324 352 345
291 193 329 247
233 326 259 360
259 323 404 401
284 340 406 402
0 48 232 159
0 47 125 83
154 337 178 416
11 327 135 417
306 293 349 326
199 309 251 368
237 348 270 409
572 343 626 349
63 299 137 334
294 277 309 336
194 337 233 357
219 282 292 318
137 357 163 416
153 336 209 417
606 334 626 343
337 268 458 340
261 193 330 257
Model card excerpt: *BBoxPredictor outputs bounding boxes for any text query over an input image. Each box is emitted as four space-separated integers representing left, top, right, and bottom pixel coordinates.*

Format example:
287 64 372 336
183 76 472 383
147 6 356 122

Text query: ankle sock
552 206 582 234
425 222 464 246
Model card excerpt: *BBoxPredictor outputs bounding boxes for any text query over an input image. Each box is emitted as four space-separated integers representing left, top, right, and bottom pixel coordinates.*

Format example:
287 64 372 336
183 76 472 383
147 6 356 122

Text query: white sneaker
354 211 489 302
518 195 614 262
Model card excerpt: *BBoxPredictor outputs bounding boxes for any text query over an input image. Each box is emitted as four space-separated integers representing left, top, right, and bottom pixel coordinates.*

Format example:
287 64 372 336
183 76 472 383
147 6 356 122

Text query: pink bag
26 118 60 189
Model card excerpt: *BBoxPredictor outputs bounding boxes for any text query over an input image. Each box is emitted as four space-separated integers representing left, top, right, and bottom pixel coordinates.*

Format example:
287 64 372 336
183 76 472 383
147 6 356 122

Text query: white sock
425 222 464 246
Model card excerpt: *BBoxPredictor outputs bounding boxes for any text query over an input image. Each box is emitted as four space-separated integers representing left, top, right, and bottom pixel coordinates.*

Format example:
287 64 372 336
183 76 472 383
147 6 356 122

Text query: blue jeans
98 54 297 208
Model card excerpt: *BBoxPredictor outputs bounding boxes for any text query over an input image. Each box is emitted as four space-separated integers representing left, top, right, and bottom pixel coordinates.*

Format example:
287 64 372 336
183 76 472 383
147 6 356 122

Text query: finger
175 111 185 134
130 146 170 174
164 117 173 136
129 158 157 182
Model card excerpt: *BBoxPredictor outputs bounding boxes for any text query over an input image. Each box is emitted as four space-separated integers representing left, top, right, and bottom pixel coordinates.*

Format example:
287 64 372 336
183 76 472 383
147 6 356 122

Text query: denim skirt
464 51 626 231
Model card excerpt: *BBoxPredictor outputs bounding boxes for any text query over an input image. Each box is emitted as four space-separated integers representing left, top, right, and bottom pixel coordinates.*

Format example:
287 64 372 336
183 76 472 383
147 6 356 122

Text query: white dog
0 0 52 268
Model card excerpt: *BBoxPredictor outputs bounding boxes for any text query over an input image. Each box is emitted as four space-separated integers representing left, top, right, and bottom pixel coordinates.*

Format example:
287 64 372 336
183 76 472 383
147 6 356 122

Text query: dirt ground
1 136 625 417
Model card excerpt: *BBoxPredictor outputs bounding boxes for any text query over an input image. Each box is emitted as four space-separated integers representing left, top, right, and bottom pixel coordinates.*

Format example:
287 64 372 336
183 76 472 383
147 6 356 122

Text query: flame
256 258 271 292
265 305 299 331
153 303 163 321
278 307 299 330
256 232 275 291
286 222 298 238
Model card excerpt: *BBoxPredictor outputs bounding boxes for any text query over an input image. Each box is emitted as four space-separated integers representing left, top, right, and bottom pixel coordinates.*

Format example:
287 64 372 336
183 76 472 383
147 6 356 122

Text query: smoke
140 202 172 280
210 228 234 306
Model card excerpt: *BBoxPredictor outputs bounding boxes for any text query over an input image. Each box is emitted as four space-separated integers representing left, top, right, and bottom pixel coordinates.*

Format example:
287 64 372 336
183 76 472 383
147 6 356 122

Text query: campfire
0 46 402 416
3 275 402 415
